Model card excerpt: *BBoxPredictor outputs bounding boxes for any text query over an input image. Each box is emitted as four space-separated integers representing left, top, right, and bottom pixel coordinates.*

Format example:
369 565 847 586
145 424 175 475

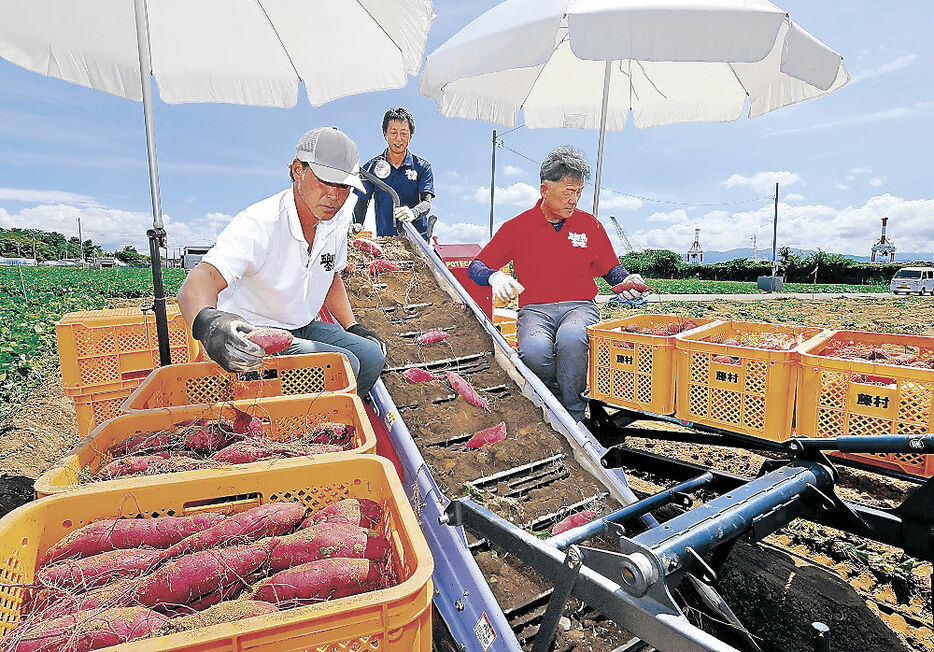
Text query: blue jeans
517 301 599 422
281 320 385 398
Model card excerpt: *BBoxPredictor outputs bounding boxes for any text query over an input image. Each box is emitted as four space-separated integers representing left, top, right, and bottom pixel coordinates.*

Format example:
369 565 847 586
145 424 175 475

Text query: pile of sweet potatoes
84 410 357 484
3 499 395 651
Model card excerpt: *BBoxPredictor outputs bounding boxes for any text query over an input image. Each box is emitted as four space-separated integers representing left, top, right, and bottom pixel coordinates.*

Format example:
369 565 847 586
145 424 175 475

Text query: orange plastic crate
589 315 717 416
674 320 827 442
1 457 433 650
72 383 142 436
56 306 198 395
797 330 934 478
122 353 357 412
37 394 377 497
493 310 518 350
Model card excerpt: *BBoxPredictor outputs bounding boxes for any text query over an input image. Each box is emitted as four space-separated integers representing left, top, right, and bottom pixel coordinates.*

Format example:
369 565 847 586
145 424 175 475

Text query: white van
890 266 934 295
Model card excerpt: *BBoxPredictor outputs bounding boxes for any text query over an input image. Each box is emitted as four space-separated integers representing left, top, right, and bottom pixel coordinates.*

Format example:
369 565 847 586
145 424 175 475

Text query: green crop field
0 266 185 417
596 278 888 294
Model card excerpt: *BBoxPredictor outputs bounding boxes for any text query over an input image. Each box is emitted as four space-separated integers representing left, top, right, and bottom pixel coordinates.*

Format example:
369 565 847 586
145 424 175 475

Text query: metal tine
396 325 457 338
524 493 606 532
384 353 487 373
502 468 571 499
380 301 432 313
431 385 507 405
425 432 474 448
470 454 566 488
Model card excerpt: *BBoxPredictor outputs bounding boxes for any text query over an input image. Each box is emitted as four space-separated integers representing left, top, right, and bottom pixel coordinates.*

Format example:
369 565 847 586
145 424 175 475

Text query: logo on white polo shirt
568 232 588 248
320 253 336 271
373 159 391 179
405 169 418 181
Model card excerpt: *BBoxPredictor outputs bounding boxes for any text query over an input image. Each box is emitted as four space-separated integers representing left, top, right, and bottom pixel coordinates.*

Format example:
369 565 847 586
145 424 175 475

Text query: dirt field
1 258 931 650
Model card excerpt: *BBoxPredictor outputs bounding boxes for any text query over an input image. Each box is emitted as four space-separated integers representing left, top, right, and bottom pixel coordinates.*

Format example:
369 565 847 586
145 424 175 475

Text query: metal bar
133 0 170 365
444 499 740 652
368 380 521 651
593 60 612 217
531 546 583 652
551 473 714 550
634 464 833 572
787 434 934 455
383 353 487 373
490 129 497 239
470 454 566 488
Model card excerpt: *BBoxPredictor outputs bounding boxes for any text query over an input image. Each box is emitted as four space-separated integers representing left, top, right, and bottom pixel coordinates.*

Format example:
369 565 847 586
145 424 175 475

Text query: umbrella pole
134 0 170 366
592 61 612 217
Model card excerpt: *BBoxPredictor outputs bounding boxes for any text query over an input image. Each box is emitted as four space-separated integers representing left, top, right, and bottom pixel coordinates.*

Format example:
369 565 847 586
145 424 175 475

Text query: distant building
182 246 212 270
870 217 896 263
91 257 124 269
0 257 36 266
685 228 704 264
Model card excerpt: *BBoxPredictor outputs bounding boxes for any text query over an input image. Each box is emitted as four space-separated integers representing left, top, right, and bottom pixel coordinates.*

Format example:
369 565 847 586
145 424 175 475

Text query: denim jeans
517 300 600 422
281 320 386 398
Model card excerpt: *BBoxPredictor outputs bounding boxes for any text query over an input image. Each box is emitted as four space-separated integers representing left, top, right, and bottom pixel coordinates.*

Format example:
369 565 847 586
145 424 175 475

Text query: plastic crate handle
183 492 262 515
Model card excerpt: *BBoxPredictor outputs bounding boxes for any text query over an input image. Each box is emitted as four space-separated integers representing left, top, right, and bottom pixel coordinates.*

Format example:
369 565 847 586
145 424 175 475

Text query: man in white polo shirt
178 127 386 397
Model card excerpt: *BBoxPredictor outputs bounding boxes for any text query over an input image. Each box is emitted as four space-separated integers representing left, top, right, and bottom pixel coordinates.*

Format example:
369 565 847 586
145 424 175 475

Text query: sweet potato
144 455 214 475
138 541 277 608
303 498 383 530
464 422 507 449
246 328 294 354
41 513 227 565
108 430 173 457
37 549 161 593
445 370 490 410
232 407 264 437
251 558 384 605
305 421 355 446
211 441 341 464
352 238 383 257
401 368 438 383
35 578 137 619
10 606 167 652
161 502 306 560
268 523 390 571
161 600 278 634
415 330 449 344
96 453 170 480
551 510 597 535
179 423 242 455
610 280 650 294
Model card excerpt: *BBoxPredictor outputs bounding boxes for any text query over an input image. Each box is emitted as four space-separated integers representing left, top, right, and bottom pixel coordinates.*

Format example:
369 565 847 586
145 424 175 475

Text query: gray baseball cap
295 127 365 191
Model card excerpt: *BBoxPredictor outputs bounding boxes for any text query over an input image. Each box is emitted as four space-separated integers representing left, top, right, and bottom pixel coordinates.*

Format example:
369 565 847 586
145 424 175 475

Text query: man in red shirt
468 146 646 421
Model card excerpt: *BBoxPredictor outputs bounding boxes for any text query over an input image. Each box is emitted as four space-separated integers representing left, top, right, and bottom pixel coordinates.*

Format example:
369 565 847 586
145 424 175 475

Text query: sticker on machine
475 612 497 650
386 410 396 427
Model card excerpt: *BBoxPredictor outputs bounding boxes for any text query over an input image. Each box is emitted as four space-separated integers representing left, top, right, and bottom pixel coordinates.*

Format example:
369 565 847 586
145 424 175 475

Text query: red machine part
433 244 493 319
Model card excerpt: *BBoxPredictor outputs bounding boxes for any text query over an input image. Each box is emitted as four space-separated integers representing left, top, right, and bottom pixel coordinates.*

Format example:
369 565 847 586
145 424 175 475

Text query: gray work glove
347 322 387 357
192 307 264 373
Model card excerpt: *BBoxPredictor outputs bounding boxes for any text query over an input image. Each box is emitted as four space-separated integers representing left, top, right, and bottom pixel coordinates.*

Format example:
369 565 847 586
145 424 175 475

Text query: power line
497 139 775 208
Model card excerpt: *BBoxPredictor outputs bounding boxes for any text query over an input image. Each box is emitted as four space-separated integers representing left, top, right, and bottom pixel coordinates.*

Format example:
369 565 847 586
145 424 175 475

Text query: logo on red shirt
568 232 588 248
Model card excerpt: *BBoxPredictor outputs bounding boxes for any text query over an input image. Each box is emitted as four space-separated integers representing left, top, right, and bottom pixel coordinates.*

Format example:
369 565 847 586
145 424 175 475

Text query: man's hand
489 271 525 302
393 206 417 223
347 322 387 356
614 273 649 300
191 307 264 373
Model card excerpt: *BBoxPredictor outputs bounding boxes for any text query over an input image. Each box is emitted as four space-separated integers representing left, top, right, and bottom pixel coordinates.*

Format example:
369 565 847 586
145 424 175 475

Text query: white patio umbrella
420 0 848 221
0 0 433 362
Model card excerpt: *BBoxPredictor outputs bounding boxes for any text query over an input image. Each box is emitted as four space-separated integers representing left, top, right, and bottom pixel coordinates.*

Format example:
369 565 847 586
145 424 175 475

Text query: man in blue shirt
352 108 435 240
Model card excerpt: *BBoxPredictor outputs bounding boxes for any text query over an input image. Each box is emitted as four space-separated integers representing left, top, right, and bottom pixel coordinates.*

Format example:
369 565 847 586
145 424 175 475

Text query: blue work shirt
354 149 435 238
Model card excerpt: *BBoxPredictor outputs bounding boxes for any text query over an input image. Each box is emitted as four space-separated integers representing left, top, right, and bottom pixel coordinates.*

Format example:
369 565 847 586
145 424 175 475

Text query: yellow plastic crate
1 457 433 651
674 320 827 442
589 315 717 416
56 306 198 395
493 309 518 350
797 330 934 478
37 394 377 497
73 383 142 436
122 353 357 412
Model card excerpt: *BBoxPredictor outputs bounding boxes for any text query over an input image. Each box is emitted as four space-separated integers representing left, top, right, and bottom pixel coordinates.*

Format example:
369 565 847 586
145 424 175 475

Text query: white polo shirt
202 189 350 330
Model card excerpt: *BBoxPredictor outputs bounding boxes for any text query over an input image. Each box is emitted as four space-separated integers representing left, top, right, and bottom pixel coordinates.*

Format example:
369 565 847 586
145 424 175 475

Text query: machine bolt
619 552 658 597
454 600 465 611
438 514 450 525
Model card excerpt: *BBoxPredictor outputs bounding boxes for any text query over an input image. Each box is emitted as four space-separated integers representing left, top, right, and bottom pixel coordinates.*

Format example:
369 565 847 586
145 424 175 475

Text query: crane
608 216 639 254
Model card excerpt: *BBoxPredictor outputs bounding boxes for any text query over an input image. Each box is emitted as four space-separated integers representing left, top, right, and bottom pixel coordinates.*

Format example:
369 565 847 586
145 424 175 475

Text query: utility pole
771 182 779 278
32 235 37 262
77 217 84 265
489 129 497 240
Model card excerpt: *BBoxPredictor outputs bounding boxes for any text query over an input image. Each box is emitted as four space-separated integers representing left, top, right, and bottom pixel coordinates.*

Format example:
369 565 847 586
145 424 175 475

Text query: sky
1 1 932 261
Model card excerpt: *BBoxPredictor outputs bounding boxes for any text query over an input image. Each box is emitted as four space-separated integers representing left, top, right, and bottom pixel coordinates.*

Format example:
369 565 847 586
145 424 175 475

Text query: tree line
0 228 148 265
619 248 925 285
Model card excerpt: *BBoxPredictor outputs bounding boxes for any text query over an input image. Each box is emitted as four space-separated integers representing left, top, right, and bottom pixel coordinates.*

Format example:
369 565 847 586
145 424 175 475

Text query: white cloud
850 54 917 83
502 165 525 177
835 183 850 191
764 107 915 137
471 182 539 207
433 220 491 245
0 202 227 253
598 190 642 211
629 194 934 256
784 193 805 203
869 177 885 187
721 171 802 195
0 188 98 206
849 167 873 176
